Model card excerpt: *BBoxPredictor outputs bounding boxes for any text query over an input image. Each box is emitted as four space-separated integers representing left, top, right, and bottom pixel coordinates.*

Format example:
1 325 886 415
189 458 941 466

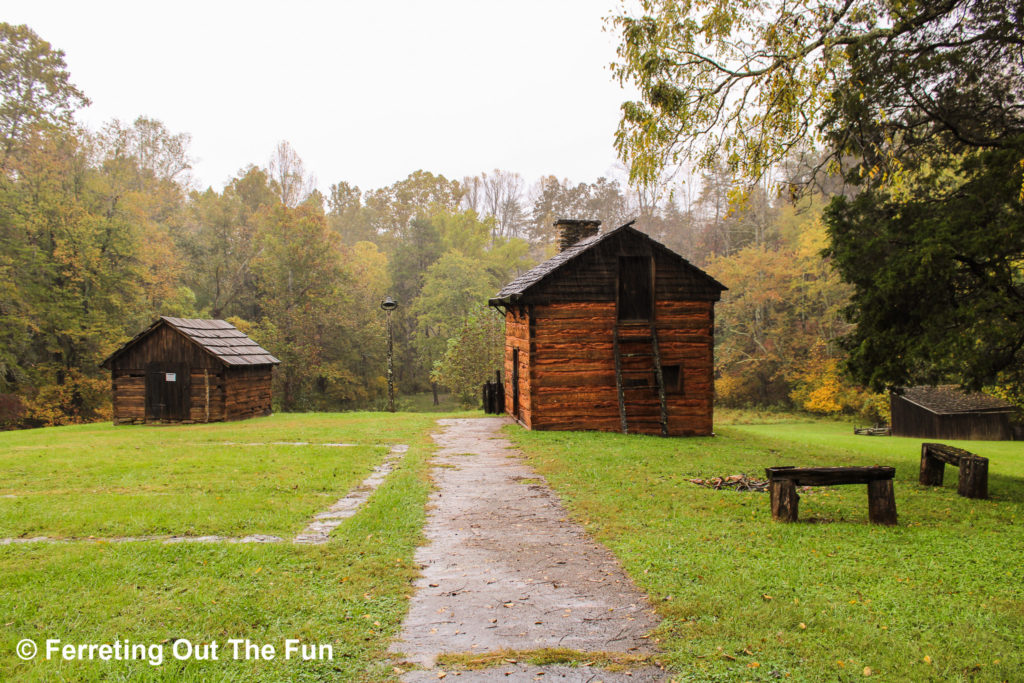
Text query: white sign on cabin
165 373 177 382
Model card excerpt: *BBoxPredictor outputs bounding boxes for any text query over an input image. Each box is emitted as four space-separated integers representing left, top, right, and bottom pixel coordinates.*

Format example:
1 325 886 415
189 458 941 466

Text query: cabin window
662 365 682 393
618 256 652 321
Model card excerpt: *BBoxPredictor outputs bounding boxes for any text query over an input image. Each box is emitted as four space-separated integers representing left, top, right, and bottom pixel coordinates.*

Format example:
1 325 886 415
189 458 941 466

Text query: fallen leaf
863 666 873 676
799 623 806 629
748 662 760 668
762 594 773 601
923 655 932 665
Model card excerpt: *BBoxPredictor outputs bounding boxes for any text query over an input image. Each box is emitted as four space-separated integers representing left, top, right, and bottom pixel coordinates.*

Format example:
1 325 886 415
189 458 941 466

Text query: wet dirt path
391 418 666 682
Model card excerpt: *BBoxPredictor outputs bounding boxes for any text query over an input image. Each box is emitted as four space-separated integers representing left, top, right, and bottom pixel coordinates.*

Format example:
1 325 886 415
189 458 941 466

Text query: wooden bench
919 443 988 499
765 466 897 525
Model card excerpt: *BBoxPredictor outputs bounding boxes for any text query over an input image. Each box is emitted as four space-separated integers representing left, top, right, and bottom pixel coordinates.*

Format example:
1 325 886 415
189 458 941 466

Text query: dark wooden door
617 256 653 321
512 348 520 419
145 363 190 421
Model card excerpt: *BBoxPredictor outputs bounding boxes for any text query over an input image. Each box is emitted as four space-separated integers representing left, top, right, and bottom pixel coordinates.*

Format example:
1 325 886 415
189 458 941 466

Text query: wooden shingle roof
897 385 1014 415
102 317 280 368
489 222 726 306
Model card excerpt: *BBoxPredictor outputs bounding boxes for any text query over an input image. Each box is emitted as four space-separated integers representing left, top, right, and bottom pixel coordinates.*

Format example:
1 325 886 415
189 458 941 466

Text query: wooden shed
102 317 280 425
890 385 1016 440
488 220 726 436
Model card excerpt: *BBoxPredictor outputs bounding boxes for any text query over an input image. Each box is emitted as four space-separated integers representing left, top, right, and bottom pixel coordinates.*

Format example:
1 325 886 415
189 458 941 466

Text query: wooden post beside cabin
489 220 726 436
101 317 280 425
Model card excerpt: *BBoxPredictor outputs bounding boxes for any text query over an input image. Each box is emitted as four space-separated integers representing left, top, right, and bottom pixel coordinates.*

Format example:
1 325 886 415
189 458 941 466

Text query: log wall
224 366 273 420
111 372 146 424
526 300 715 436
891 395 1012 440
504 308 532 427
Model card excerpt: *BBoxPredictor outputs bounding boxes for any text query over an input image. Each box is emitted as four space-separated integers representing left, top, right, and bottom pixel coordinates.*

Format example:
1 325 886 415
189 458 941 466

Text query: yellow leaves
923 655 932 665
1017 158 1024 202
863 666 873 676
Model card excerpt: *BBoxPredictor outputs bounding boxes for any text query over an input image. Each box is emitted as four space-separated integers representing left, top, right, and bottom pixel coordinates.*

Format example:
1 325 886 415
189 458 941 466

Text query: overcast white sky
8 0 635 193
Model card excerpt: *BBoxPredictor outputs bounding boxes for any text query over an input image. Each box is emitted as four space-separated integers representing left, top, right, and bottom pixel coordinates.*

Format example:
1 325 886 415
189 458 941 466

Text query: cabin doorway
145 363 190 421
512 348 520 419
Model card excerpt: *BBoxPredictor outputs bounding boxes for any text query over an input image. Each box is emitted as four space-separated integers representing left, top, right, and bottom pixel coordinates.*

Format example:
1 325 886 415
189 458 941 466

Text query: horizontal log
534 318 710 333
921 443 980 466
533 329 712 344
656 300 713 314
765 466 895 486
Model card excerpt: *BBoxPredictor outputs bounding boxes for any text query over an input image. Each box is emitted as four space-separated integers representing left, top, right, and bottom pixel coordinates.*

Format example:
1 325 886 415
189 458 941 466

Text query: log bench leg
867 480 897 525
919 445 945 486
770 480 799 522
958 457 988 499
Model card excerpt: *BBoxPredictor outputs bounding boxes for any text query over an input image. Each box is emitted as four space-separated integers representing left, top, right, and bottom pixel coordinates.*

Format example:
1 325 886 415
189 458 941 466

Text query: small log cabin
102 317 280 425
489 219 726 436
891 385 1016 440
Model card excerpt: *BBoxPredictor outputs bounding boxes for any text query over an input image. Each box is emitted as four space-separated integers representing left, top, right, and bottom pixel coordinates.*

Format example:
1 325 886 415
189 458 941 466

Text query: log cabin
890 385 1016 440
489 219 726 436
102 316 280 425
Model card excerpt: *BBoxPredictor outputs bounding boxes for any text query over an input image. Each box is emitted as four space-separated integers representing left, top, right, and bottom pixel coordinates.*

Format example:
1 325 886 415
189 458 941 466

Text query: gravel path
391 418 666 682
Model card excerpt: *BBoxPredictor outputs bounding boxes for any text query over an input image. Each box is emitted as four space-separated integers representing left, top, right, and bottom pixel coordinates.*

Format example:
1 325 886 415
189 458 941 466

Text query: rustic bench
919 443 988 499
765 466 897 525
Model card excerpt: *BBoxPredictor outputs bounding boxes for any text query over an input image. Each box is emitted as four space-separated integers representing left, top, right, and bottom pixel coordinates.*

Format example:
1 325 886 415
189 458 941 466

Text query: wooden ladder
613 324 669 436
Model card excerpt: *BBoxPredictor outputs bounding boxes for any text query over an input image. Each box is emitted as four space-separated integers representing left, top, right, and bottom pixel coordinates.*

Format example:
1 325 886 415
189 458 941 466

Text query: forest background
1 22 895 428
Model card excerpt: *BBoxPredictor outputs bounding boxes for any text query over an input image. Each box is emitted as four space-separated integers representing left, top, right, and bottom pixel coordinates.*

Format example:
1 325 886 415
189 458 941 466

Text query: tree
0 23 89 165
411 250 498 369
825 143 1024 394
610 0 1024 185
327 180 376 244
96 116 193 189
612 0 1024 394
364 170 462 243
432 306 505 407
268 140 315 208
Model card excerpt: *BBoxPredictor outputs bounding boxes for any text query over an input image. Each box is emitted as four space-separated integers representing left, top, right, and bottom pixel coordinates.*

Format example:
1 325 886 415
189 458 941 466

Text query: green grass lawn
0 411 453 681
4 410 1021 681
508 420 1024 682
0 413 417 538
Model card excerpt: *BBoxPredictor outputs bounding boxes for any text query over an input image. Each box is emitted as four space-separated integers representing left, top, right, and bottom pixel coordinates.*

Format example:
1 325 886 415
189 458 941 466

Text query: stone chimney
556 219 601 252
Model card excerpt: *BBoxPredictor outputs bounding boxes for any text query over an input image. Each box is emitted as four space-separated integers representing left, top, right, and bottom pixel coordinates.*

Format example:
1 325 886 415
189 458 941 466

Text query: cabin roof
896 385 1015 415
102 316 281 368
488 221 726 306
